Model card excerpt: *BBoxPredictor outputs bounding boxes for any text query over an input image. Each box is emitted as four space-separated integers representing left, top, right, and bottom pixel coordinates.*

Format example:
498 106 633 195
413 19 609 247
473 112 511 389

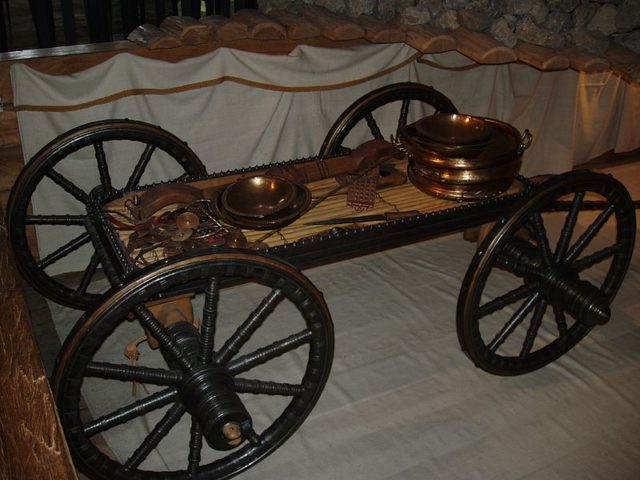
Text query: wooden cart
5 83 637 480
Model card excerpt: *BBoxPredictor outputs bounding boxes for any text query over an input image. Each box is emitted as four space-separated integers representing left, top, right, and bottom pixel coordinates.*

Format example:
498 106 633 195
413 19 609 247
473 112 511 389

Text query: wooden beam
562 47 610 73
200 15 249 42
403 24 456 53
232 9 286 40
605 44 640 84
301 5 365 41
516 42 570 71
266 9 322 40
452 27 517 64
358 15 405 44
160 16 213 45
127 24 182 49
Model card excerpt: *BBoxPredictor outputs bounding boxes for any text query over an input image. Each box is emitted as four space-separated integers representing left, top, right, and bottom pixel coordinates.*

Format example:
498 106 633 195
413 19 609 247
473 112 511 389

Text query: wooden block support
358 15 405 44
266 9 322 39
0 206 78 480
301 5 365 41
127 24 182 49
232 9 286 40
403 24 456 53
562 47 610 73
160 16 213 45
516 42 570 71
452 27 517 64
200 15 250 42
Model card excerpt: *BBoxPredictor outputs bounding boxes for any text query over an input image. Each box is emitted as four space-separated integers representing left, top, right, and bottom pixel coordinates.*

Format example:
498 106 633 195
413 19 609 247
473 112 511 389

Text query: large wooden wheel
7 119 207 309
457 171 636 375
318 82 458 158
52 250 334 479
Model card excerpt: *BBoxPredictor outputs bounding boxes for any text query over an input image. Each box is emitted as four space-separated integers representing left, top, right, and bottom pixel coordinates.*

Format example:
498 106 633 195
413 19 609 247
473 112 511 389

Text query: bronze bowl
221 175 297 218
416 113 492 145
402 117 529 170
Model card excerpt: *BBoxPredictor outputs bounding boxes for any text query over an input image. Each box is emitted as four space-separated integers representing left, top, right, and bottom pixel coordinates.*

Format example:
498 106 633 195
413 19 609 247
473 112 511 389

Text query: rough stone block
457 9 491 31
588 4 618 36
490 17 517 48
434 9 460 30
516 15 565 49
615 0 640 33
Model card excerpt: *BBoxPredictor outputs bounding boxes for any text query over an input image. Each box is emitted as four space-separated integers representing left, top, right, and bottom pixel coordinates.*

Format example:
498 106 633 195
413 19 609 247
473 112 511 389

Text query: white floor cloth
47 164 640 479
11 44 640 275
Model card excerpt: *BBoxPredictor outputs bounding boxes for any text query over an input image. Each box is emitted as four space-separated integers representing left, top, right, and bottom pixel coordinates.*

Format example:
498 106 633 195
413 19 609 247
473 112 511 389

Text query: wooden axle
499 236 610 326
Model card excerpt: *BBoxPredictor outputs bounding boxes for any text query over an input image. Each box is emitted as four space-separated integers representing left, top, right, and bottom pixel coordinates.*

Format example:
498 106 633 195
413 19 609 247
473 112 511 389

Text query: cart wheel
7 119 207 309
457 171 636 375
53 250 334 480
318 82 458 158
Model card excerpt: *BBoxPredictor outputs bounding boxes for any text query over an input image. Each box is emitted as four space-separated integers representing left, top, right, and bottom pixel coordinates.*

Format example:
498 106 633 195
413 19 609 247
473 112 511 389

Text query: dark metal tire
318 82 458 158
52 250 334 480
7 119 207 309
456 171 636 375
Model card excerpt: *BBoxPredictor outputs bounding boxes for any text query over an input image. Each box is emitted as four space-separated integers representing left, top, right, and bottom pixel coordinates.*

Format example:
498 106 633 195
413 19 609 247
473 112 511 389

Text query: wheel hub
164 322 252 450
179 364 251 450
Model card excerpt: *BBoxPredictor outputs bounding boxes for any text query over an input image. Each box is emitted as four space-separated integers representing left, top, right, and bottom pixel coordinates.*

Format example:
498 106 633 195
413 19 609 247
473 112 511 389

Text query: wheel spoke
77 252 100 294
25 214 85 225
37 231 92 270
552 304 568 337
198 277 220 365
83 387 178 437
233 378 305 396
123 402 186 472
85 361 182 384
571 243 622 272
519 299 548 358
216 288 285 365
565 205 615 263
133 305 192 370
364 112 384 140
396 98 411 138
488 293 540 353
476 282 540 319
45 169 90 204
187 419 204 475
227 329 313 375
126 143 156 190
94 141 113 193
530 212 553 268
554 191 585 262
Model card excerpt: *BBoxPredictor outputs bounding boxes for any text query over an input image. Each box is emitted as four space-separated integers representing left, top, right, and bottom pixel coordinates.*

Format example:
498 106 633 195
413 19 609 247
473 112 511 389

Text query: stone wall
257 0 640 55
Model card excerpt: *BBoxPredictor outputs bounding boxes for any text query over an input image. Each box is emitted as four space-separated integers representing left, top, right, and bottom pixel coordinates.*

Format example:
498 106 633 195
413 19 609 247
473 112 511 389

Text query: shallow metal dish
214 184 311 230
416 113 492 145
221 175 296 218
406 133 489 158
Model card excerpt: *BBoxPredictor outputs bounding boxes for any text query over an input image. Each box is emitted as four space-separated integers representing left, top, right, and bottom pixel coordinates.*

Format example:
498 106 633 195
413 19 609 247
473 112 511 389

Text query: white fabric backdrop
10 43 640 276
12 44 640 175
